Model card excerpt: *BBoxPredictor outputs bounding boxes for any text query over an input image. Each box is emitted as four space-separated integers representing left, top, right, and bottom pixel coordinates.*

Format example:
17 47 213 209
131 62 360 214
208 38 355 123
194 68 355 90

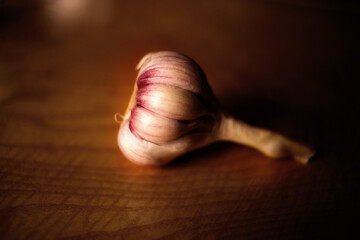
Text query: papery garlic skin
117 51 220 166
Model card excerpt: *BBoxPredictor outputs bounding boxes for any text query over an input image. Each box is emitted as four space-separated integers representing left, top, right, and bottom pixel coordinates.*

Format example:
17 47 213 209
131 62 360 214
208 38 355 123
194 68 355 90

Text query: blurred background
0 0 359 239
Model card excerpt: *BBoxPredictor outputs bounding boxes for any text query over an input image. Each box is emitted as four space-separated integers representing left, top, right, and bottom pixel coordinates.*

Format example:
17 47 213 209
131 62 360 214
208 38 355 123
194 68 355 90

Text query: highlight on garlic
116 51 315 166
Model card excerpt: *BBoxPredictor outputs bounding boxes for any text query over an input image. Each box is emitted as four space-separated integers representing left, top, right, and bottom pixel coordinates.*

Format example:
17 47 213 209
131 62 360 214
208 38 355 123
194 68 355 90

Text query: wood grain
0 0 359 239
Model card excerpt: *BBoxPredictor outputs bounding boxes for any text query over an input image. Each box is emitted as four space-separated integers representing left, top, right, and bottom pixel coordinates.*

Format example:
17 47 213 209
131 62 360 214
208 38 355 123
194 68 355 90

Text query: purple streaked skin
136 54 209 94
137 66 204 91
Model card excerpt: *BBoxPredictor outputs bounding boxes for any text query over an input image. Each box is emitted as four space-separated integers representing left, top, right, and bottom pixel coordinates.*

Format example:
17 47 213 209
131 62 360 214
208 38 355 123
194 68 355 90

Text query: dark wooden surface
1 0 359 239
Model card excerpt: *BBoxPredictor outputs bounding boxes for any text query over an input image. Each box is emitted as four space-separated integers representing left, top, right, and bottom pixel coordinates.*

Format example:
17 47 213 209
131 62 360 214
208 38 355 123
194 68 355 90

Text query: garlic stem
217 115 315 164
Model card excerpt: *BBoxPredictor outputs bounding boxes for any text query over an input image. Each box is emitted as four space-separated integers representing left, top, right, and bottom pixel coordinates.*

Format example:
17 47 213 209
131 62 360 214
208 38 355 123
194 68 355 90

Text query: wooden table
1 0 359 239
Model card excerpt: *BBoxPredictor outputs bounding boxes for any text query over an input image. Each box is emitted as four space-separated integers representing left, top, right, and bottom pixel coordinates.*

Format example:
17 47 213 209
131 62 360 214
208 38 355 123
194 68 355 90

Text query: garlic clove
136 84 208 120
129 105 195 143
118 118 215 166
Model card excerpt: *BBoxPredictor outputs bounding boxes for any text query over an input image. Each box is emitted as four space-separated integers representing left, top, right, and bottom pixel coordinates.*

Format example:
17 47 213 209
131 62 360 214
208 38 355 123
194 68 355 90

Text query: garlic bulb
116 51 315 166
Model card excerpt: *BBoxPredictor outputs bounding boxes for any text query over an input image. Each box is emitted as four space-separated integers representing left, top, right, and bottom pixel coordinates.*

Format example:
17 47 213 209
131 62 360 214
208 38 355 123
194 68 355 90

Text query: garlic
116 51 315 166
